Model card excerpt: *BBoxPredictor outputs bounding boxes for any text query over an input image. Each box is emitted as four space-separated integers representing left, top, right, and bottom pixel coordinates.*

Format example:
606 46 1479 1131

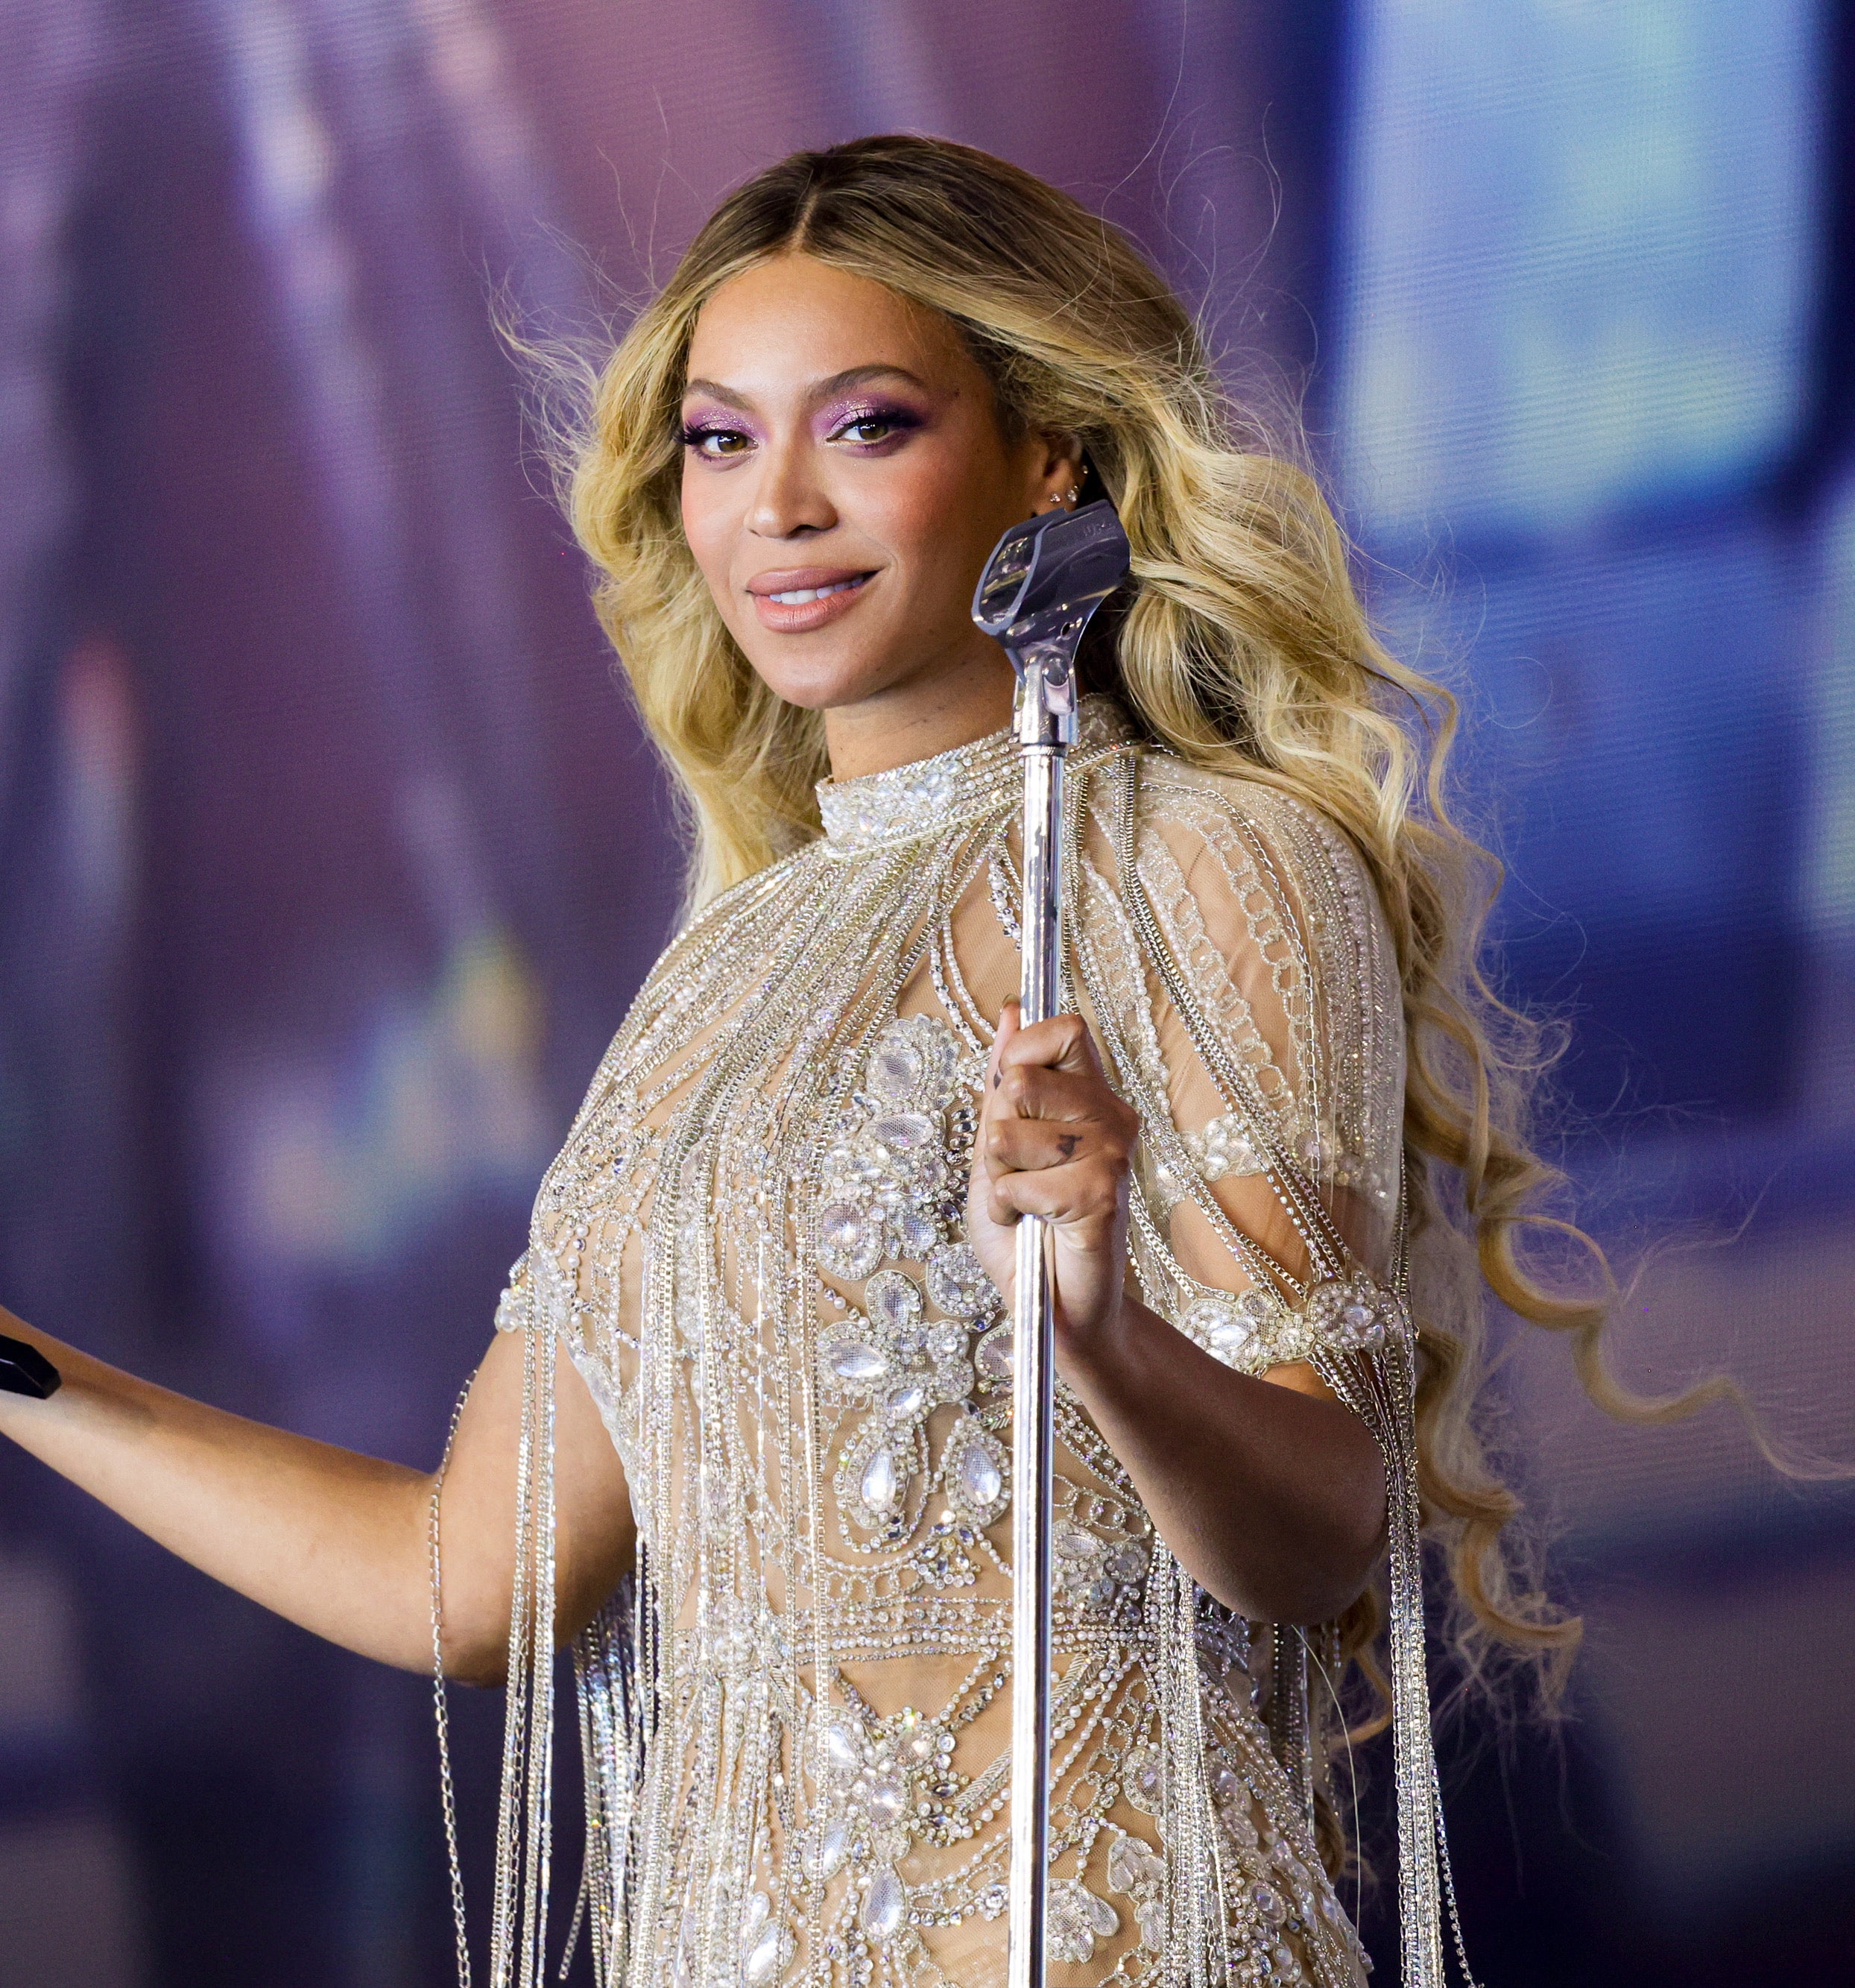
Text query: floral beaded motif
815 1017 1010 1542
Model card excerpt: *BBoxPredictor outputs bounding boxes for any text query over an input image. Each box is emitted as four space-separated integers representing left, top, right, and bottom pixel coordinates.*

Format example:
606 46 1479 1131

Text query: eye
830 408 919 447
680 422 753 459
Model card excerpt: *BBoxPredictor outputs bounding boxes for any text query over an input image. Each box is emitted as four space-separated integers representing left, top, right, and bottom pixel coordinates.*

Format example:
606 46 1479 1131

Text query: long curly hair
550 133 1719 1862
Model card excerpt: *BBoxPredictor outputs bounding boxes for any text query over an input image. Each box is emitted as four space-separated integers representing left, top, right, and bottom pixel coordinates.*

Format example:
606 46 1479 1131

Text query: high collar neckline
816 696 1133 854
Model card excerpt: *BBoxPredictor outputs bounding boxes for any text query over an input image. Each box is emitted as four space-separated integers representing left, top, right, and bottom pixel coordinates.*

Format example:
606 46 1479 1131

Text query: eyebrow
680 363 932 411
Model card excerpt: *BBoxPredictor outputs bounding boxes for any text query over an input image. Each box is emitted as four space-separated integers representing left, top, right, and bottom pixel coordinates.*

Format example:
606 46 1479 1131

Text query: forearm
1058 1296 1385 1624
0 1311 437 1671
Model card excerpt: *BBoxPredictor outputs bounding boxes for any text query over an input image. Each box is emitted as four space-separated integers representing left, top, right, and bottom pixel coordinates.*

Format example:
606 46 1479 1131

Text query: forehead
684 255 974 396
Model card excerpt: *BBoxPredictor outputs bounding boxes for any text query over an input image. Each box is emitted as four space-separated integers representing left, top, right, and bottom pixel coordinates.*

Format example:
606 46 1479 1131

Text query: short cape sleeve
492 1058 650 1483
1076 755 1407 1376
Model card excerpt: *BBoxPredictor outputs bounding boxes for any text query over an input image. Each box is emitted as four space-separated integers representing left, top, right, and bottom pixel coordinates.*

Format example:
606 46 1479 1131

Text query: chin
764 673 894 714
736 642 899 715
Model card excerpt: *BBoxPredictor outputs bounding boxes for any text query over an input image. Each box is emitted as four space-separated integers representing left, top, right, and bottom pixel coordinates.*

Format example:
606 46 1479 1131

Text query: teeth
767 578 862 605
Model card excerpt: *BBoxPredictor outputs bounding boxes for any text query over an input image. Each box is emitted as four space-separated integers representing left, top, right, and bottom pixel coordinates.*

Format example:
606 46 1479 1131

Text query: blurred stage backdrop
1 1 1851 1983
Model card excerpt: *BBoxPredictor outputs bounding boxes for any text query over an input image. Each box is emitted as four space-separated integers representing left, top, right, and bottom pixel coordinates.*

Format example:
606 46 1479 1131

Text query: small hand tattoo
1056 1134 1081 1161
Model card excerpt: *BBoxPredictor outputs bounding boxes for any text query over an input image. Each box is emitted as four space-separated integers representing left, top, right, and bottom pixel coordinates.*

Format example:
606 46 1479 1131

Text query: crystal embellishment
943 1416 1009 1524
1107 1831 1166 1896
860 1448 901 1512
976 1323 1013 1383
958 1447 1003 1509
1124 1746 1161 1812
816 698 1133 853
741 1894 792 1987
865 1271 922 1337
1303 1273 1403 1351
1184 1111 1265 1181
925 1242 997 1320
827 1340 888 1385
818 1202 883 1280
861 1867 906 1942
1182 1285 1281 1369
821 1717 863 1779
1048 1881 1119 1964
869 1035 924 1099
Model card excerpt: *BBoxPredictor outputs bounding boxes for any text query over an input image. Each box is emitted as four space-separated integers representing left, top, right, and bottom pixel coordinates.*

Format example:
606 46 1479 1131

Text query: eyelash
679 422 751 458
829 405 920 446
677 406 921 458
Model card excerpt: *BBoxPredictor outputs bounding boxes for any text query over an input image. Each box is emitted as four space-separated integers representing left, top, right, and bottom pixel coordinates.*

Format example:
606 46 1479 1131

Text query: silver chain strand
432 1379 478 1988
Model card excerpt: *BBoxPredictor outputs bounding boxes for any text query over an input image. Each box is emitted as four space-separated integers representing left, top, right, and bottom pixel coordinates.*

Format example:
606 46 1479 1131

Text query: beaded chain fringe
430 700 1476 1988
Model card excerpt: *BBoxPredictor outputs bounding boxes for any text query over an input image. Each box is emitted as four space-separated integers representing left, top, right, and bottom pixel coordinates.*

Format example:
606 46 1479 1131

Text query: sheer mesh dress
484 698 1456 1988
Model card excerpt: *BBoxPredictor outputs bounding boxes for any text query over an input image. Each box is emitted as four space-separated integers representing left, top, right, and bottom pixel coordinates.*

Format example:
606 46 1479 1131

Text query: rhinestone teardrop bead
861 1448 901 1511
1251 1881 1287 1929
870 1112 934 1152
861 1867 906 1942
958 1445 1002 1509
827 1340 888 1383
822 1720 862 1778
743 1916 785 1987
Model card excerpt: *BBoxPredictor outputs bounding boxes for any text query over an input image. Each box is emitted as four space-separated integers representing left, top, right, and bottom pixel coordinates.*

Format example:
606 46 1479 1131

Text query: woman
0 136 1593 1988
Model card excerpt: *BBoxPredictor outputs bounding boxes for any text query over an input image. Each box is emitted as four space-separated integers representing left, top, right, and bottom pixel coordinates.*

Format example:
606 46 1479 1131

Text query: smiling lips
747 567 876 632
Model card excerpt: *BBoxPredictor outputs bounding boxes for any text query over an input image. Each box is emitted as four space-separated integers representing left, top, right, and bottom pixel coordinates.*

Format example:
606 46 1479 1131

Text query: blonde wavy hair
554 133 1719 1844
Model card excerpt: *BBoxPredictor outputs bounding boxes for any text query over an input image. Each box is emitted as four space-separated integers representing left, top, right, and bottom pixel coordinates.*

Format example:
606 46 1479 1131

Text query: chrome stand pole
970 493 1127 1988
1006 650 1075 1988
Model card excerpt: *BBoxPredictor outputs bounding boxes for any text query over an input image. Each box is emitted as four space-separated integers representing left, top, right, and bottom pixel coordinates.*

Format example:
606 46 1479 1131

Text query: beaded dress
481 699 1461 1988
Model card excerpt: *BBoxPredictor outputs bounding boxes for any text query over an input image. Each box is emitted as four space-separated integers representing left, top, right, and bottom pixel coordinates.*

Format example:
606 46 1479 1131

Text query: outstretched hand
964 1000 1140 1354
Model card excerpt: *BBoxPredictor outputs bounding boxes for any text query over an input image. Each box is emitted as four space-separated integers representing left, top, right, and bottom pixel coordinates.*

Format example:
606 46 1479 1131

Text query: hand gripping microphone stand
971 497 1131 1988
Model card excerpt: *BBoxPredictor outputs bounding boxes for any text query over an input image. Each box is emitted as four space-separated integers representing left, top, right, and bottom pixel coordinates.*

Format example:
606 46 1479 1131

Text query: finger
986 1116 1103 1176
995 1011 1104 1080
986 1159 1124 1229
988 999 1020 1091
990 1062 1131 1129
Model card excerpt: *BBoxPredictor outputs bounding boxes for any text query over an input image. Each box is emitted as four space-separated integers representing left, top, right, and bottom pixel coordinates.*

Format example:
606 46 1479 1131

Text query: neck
821 644 1017 782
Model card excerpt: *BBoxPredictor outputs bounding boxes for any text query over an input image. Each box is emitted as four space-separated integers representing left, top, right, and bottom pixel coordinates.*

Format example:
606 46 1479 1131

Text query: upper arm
435 1326 634 1682
1087 766 1407 1389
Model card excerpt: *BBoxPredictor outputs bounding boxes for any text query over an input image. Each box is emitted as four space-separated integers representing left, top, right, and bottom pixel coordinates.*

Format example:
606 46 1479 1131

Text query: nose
747 430 836 540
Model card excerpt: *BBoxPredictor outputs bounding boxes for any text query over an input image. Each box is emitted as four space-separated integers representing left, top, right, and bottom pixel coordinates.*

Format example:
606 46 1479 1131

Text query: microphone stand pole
971 493 1128 1988
1005 642 1074 1988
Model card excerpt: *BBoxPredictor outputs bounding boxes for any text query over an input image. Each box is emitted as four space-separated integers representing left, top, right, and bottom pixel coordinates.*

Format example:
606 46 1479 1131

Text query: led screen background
0 3 1848 1983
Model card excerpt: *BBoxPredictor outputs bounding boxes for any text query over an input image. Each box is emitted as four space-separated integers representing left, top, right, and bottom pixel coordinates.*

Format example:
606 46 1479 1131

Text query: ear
1030 432 1087 514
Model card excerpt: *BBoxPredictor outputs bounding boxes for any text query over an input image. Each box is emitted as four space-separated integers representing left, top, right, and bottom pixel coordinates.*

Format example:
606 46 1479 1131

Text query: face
678 255 1079 725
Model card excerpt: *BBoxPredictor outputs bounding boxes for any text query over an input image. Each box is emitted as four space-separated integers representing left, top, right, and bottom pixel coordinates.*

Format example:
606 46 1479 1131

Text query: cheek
679 470 739 603
862 446 997 574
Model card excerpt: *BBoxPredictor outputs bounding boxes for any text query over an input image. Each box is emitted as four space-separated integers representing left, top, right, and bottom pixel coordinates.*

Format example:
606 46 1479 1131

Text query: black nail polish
0 1334 61 1400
